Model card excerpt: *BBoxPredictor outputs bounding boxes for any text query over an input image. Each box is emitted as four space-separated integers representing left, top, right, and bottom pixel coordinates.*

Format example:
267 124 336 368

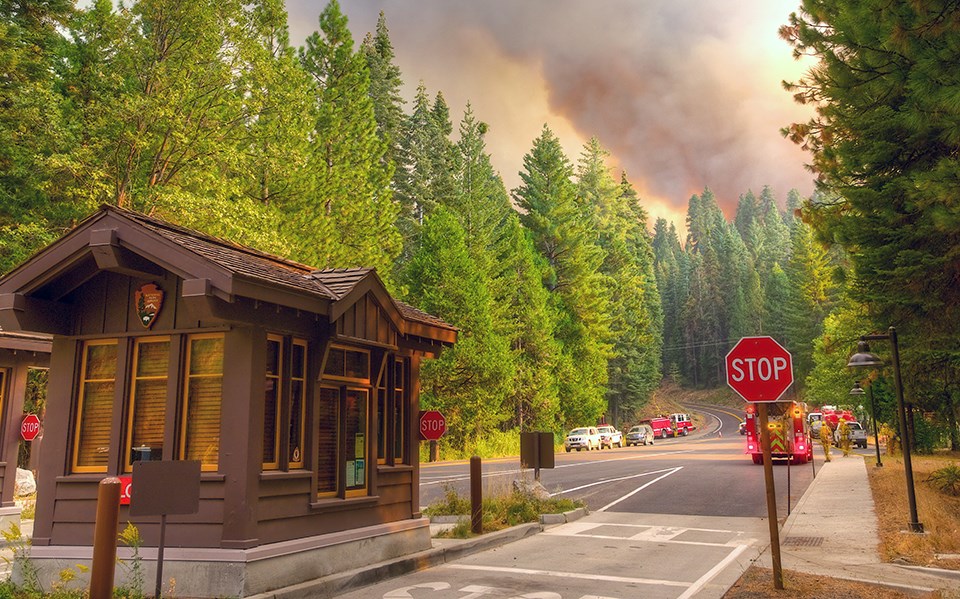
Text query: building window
393 358 406 464
124 337 170 471
263 335 282 469
73 340 118 473
181 334 223 472
376 369 387 464
0 369 5 421
288 339 307 468
324 347 369 381
344 388 368 496
317 386 339 497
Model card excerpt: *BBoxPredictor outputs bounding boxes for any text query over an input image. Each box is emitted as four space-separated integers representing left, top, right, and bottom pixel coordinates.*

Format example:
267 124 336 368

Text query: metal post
470 456 482 535
888 327 923 533
758 404 783 590
867 384 883 467
90 478 121 599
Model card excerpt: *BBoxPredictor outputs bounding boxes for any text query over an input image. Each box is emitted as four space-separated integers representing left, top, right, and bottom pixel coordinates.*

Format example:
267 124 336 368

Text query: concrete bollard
90 477 121 599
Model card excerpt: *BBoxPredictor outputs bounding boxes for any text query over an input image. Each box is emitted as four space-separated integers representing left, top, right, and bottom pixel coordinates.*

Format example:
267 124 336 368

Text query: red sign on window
118 476 133 506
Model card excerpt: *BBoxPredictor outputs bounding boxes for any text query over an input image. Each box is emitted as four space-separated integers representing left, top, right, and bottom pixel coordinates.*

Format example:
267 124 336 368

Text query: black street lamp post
847 326 923 533
849 381 882 468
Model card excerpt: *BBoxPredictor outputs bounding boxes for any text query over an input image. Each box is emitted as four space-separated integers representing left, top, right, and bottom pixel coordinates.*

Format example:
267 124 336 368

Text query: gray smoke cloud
285 0 815 223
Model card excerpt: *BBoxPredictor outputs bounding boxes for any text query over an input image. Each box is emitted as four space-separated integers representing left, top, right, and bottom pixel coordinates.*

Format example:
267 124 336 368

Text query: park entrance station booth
0 330 51 530
0 206 456 597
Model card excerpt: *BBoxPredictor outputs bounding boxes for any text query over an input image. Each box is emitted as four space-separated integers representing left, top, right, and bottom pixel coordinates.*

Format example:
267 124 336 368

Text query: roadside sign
725 336 794 402
419 410 446 441
20 414 41 441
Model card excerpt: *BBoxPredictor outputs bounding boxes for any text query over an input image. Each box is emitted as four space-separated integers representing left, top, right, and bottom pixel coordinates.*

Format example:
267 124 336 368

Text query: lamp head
847 340 883 369
849 381 865 396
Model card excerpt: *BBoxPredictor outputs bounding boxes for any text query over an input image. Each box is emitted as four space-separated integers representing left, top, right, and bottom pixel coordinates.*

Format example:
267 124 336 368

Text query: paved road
421 403 822 519
345 404 880 598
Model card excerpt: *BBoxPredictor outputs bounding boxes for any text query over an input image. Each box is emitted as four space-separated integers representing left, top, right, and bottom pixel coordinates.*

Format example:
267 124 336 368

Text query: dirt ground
722 566 942 598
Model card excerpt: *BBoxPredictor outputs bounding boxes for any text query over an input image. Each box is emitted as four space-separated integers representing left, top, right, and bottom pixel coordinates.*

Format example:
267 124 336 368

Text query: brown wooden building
0 206 456 597
0 330 51 527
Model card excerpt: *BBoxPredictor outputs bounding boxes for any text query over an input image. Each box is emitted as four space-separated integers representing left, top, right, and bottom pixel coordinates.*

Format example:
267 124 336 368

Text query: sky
286 1 816 231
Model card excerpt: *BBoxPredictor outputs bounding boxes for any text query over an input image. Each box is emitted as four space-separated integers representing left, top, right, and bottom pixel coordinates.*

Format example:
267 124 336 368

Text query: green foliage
424 483 584 537
783 1 960 414
912 416 948 455
117 523 145 599
927 464 960 497
1 523 43 596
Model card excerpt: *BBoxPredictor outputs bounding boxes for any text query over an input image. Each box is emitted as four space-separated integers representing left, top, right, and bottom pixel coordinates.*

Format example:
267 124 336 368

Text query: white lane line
447 564 690 588
420 450 695 487
675 544 748 599
596 466 683 512
549 466 682 497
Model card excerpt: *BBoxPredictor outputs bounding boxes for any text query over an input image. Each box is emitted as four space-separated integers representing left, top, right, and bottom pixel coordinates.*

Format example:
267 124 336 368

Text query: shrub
927 464 960 496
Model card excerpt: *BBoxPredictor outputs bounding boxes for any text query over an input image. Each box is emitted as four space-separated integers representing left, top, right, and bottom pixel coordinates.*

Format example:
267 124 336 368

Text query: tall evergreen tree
783 1 960 375
299 0 399 278
514 126 612 426
402 208 512 453
361 11 407 188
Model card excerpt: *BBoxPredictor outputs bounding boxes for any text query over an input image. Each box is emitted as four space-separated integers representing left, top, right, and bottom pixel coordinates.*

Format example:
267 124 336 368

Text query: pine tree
361 11 407 187
299 0 399 278
514 126 612 426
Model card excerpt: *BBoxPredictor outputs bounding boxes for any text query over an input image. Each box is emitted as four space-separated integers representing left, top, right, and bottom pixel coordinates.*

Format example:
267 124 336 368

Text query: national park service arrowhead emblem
135 283 164 329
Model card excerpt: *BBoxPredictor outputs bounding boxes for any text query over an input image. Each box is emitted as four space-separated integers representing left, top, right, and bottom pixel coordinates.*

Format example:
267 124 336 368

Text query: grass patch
722 566 939 598
423 483 584 538
867 451 960 566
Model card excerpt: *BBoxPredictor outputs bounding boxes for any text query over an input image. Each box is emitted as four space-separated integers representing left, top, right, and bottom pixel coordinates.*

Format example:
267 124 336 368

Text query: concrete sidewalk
757 455 960 594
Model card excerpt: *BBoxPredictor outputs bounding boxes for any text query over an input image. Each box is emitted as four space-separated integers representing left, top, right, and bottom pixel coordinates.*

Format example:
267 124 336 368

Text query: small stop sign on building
20 414 41 441
725 336 794 402
419 410 446 441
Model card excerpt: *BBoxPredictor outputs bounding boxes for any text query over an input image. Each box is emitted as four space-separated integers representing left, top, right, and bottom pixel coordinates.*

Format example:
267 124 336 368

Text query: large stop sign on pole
725 336 794 402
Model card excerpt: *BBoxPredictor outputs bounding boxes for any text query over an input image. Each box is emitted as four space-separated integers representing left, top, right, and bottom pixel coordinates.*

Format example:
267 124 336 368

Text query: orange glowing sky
286 1 816 231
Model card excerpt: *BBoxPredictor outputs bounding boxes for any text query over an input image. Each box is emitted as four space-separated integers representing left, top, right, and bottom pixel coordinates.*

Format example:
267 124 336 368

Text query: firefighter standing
819 420 833 462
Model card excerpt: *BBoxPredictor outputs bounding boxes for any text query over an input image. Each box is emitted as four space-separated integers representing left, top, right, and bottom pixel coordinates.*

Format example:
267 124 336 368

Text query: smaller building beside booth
0 331 51 529
0 206 456 597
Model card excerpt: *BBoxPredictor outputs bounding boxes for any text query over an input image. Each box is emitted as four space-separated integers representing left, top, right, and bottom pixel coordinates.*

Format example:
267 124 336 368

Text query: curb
249 521 545 598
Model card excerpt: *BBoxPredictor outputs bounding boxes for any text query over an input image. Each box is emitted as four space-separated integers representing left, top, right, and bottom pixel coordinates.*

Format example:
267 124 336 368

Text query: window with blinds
317 386 339 497
263 335 282 469
73 340 118 473
0 369 5 421
181 334 223 472
125 337 170 471
288 339 307 469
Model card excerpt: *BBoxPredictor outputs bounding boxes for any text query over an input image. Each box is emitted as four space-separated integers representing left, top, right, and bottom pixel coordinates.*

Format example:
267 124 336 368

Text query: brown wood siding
335 294 398 347
45 478 227 547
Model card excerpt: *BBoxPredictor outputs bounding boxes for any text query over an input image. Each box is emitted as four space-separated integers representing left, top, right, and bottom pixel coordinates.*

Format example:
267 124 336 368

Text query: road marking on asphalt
676 544 749 599
549 466 682 499
596 466 684 512
420 451 695 487
448 564 690 589
544 522 760 548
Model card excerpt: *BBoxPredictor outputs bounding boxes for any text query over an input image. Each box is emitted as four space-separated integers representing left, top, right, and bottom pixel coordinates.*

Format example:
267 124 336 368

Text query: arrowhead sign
725 336 794 402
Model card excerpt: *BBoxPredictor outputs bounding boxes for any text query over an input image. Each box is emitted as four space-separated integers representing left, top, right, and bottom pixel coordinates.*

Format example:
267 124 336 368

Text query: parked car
639 416 673 439
834 420 867 449
626 424 655 446
597 425 623 449
669 413 695 436
564 427 601 452
738 421 747 435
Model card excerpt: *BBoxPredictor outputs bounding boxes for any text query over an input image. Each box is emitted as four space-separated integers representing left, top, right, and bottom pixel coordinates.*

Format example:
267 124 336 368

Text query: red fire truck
743 402 813 465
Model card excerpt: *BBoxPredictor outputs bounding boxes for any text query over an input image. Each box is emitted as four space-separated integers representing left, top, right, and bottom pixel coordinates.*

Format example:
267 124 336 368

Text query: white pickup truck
834 421 867 449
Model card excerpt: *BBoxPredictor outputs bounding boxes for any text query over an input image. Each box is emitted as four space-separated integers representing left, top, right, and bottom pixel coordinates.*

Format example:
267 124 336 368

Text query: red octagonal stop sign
20 414 41 441
419 410 447 441
726 336 794 402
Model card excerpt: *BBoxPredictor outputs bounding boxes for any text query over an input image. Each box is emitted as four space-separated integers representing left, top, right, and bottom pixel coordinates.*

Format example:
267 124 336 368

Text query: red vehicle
743 402 813 465
819 406 857 431
639 416 673 440
669 413 695 436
